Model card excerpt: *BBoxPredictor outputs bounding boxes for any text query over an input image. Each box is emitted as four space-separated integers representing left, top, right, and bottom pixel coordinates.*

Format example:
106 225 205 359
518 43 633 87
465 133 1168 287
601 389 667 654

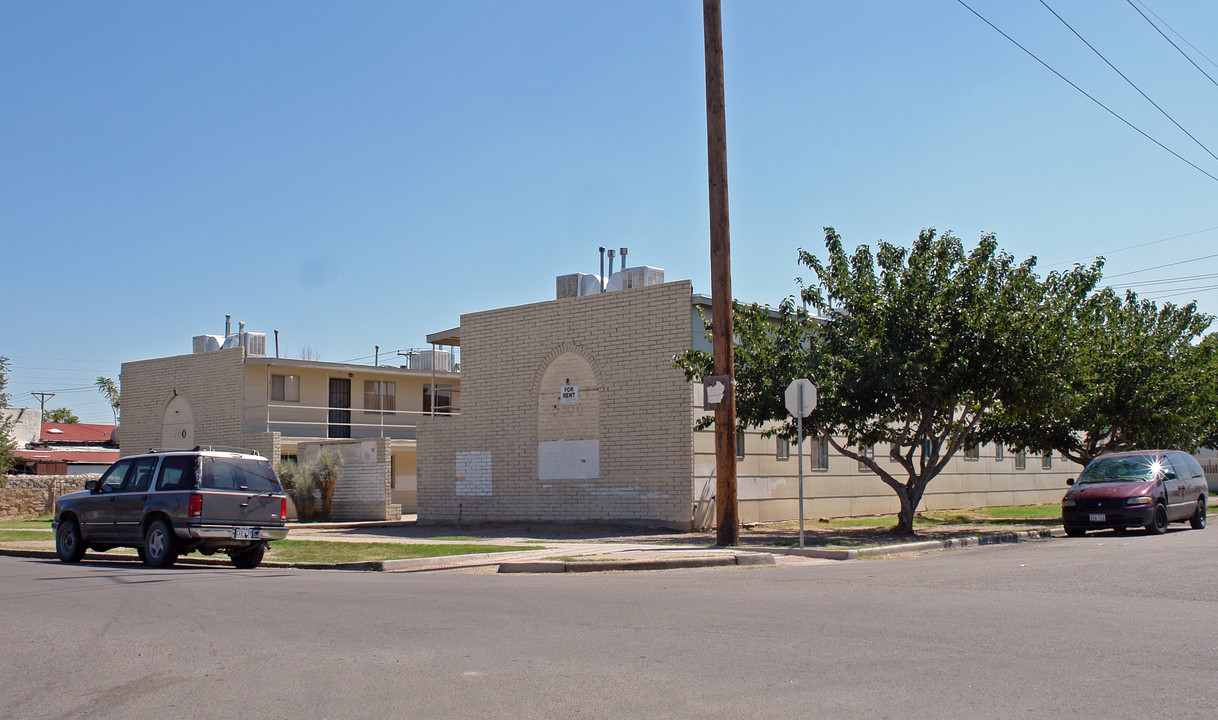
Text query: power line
1104 251 1218 279
1121 272 1218 288
1042 225 1218 267
956 0 1218 184
1128 0 1218 81
1039 0 1218 165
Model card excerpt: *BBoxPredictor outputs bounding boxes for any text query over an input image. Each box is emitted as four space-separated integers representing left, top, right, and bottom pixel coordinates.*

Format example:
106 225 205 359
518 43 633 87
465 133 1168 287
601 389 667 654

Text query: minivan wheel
56 520 86 563
144 519 179 568
1190 499 1206 530
1146 503 1169 535
230 544 265 570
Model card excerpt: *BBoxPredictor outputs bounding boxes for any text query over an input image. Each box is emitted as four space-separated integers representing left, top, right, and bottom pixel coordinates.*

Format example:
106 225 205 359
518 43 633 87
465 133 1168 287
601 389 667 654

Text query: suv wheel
56 520 86 563
1190 499 1207 530
230 544 265 569
144 519 179 568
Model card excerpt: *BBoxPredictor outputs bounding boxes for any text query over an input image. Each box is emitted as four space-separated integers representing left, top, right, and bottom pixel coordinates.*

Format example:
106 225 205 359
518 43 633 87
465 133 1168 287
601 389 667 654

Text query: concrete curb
498 553 776 573
855 527 1057 557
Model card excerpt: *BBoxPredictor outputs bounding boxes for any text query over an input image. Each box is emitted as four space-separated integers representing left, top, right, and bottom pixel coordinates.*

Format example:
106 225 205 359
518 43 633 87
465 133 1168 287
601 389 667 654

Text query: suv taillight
280 497 288 519
188 493 203 518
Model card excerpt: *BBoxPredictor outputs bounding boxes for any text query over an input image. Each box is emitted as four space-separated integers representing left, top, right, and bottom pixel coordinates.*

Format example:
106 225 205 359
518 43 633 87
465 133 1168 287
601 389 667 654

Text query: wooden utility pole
703 0 739 546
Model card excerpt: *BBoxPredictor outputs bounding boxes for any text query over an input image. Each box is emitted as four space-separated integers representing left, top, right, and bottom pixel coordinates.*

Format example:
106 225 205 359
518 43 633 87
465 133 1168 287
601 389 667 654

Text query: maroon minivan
1061 450 1208 536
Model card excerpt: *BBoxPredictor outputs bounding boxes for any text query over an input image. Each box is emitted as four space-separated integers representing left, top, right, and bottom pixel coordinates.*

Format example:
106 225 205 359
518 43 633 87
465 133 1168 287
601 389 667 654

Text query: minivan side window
156 455 198 491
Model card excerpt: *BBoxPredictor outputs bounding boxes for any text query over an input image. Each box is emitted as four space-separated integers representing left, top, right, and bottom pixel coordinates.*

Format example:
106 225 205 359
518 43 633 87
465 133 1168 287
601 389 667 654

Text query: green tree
95 376 120 424
1 356 17 474
986 289 1216 466
676 228 1100 535
43 407 80 424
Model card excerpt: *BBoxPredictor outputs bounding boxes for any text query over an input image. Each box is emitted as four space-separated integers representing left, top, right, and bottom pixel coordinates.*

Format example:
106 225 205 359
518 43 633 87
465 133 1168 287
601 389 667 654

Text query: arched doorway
161 394 195 449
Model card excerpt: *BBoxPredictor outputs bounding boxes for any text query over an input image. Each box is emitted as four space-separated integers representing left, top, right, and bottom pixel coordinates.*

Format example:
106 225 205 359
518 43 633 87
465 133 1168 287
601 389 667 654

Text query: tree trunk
894 490 916 535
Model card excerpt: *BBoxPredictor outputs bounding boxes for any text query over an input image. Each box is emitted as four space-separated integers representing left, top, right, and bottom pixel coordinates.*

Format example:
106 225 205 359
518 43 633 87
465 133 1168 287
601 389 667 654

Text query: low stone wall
0 474 96 519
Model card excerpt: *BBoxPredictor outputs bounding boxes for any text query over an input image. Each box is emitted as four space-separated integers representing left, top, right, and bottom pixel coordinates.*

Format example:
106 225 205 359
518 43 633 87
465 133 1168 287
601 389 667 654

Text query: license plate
233 527 260 540
1089 513 1105 523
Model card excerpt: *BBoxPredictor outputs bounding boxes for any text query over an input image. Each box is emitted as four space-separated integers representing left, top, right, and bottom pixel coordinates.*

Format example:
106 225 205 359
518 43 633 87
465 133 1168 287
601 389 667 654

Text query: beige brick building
418 277 1074 530
120 336 460 520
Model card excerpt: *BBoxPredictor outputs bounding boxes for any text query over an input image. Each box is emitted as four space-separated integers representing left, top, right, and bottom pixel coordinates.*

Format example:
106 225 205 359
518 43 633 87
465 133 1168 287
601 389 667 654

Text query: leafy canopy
676 227 1100 534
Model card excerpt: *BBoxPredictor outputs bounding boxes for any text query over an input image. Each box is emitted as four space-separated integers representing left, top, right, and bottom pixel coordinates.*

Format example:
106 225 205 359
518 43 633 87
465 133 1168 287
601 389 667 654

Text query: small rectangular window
365 381 396 413
1042 452 1052 470
995 445 1004 462
271 374 300 402
812 435 830 471
776 437 790 461
1015 451 1027 470
736 433 746 460
857 444 875 471
424 384 452 414
964 441 979 461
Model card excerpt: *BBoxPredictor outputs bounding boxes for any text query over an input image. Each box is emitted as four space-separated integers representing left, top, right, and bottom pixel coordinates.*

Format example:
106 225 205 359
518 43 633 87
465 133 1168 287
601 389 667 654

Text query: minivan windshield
1076 455 1167 484
201 457 282 493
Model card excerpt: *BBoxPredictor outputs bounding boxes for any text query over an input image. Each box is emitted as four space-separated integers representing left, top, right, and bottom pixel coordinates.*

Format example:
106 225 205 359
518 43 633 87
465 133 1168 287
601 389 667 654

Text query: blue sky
4 1 1217 423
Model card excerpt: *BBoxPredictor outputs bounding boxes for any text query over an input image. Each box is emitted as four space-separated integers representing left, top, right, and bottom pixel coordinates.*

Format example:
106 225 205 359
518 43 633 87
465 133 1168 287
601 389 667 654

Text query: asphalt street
2 526 1215 719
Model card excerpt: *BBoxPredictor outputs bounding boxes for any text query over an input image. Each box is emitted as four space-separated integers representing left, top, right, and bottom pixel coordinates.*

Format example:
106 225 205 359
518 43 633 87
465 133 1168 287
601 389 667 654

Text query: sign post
785 379 817 548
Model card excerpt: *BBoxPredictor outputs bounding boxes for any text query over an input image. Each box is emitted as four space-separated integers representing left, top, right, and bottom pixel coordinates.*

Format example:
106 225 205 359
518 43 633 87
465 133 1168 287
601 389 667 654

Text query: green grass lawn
0 529 53 543
264 539 541 564
0 518 53 530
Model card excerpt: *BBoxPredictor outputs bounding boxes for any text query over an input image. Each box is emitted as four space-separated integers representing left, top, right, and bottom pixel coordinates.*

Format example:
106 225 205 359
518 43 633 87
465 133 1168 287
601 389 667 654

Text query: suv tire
144 519 179 568
56 519 86 563
230 544 265 569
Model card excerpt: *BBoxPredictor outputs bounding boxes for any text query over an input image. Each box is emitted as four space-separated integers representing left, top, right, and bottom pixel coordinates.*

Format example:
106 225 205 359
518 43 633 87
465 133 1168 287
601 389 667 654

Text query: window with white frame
271 374 300 403
1042 451 1052 470
1015 450 1027 470
364 381 396 413
776 436 790 461
736 433 746 459
995 444 1004 461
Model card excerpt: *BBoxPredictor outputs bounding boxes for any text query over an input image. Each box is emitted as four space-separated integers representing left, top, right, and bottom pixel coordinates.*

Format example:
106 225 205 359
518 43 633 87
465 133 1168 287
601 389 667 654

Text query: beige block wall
120 348 280 461
418 280 695 529
297 438 399 521
696 424 1078 526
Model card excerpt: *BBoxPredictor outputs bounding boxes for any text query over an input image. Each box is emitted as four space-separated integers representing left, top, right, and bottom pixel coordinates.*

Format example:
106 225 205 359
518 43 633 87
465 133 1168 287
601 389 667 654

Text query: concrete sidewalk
0 524 1061 574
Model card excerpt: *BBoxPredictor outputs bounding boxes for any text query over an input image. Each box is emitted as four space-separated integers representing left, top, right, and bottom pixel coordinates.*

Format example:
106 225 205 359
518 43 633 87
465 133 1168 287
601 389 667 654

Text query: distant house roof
14 448 120 465
40 423 117 445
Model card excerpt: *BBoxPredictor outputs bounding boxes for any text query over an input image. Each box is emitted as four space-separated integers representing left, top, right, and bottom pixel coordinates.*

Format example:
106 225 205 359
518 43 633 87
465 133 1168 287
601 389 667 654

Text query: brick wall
1 474 95 518
120 348 280 463
418 280 695 529
297 438 399 521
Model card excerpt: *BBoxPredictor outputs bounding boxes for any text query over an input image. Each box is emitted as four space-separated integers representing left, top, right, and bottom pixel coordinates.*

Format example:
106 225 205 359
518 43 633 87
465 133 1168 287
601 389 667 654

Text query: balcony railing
246 403 460 441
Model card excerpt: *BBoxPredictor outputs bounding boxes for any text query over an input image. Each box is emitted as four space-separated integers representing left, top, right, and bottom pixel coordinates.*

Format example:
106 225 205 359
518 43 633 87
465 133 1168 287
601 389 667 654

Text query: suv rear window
201 457 282 493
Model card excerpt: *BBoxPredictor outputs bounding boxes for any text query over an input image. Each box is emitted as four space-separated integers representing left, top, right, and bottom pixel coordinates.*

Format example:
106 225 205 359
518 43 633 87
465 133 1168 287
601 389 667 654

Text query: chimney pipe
607 249 616 285
375 345 380 366
225 314 231 336
599 246 606 290
620 247 628 277
274 330 280 358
